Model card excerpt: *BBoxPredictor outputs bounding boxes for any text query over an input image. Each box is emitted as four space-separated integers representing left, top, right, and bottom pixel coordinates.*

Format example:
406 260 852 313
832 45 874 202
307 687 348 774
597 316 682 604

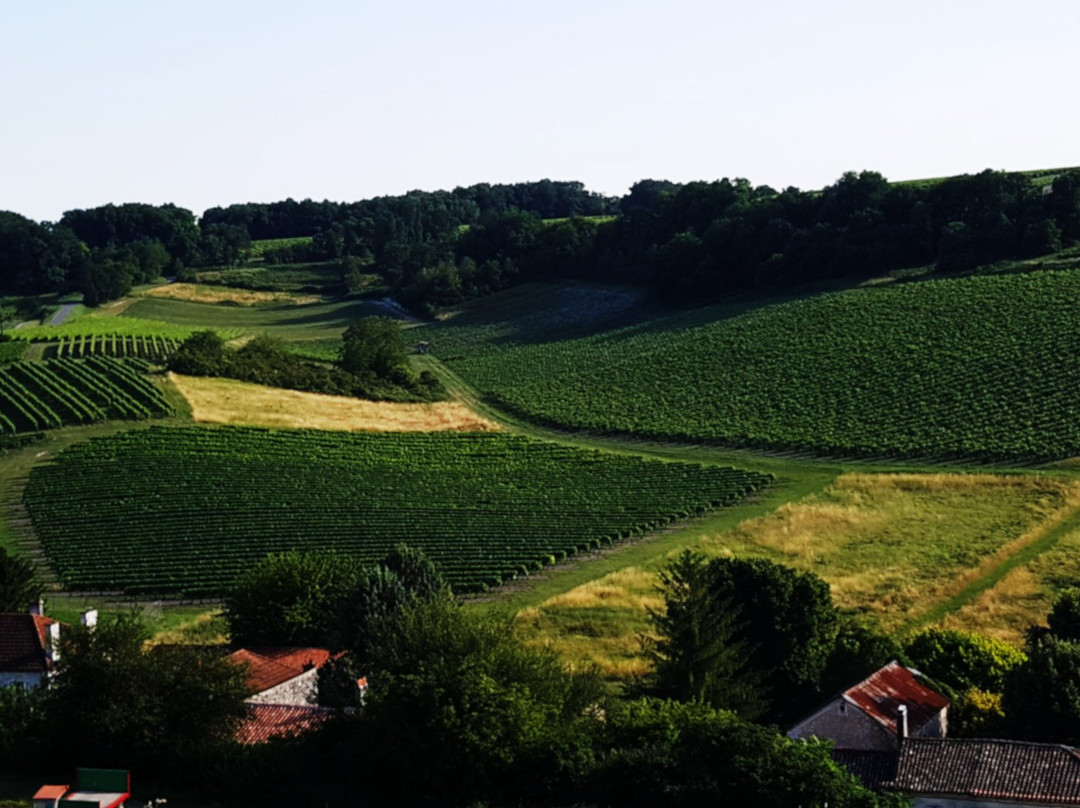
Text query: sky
1 0 1077 222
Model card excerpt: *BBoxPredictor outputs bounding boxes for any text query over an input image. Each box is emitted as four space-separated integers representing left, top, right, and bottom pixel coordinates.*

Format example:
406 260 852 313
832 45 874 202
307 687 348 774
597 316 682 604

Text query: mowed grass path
122 297 392 341
418 272 1080 460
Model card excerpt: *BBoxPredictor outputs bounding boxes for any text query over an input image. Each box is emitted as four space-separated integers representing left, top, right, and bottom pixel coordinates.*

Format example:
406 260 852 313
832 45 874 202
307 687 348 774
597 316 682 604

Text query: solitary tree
338 316 408 381
645 551 764 718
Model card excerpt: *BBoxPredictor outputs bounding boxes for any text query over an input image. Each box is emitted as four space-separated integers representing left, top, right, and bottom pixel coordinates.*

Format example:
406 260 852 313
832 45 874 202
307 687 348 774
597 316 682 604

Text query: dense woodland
2 170 1078 313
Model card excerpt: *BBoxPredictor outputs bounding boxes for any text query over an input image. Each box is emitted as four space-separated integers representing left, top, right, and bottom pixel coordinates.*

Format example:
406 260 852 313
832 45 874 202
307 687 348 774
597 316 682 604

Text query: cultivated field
0 357 172 432
417 272 1080 460
23 426 771 596
170 373 498 432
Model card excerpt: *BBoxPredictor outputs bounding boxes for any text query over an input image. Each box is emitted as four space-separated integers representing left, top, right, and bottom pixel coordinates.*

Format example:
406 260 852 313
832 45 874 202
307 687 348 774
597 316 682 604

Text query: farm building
837 737 1080 807
226 646 348 745
33 768 130 808
225 646 338 705
793 662 1080 806
0 604 62 688
788 660 949 751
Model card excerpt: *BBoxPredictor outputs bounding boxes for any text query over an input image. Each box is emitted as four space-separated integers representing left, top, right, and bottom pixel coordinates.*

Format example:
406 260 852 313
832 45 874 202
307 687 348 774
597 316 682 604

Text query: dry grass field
139 283 321 306
169 373 499 433
515 472 1080 681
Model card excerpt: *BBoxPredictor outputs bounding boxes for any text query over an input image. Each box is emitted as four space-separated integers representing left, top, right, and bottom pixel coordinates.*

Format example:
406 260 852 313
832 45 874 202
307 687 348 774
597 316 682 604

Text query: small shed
33 769 130 808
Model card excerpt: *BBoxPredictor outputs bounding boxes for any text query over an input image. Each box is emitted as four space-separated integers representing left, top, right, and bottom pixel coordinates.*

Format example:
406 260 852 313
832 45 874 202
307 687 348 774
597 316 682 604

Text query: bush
904 628 1026 692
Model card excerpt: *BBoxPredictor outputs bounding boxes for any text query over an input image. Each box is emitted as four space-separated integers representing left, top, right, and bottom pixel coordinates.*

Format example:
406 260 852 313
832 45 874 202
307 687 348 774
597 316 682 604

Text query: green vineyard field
417 273 1080 461
49 333 180 361
22 426 772 596
0 357 173 432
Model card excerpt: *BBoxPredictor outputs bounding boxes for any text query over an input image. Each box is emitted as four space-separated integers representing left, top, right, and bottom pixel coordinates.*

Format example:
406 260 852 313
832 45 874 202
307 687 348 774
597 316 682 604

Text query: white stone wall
246 667 319 706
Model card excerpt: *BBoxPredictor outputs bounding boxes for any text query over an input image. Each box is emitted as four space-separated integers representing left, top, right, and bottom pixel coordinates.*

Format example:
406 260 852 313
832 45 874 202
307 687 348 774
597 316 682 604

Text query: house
0 606 61 687
837 737 1080 807
226 646 336 706
788 660 949 750
33 768 130 808
794 663 1080 806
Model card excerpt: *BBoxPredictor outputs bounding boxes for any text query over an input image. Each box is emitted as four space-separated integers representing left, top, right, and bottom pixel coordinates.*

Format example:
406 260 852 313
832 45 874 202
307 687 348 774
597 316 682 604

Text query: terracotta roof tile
0 613 56 673
234 704 336 745
844 661 948 734
227 649 307 694
244 647 335 672
887 738 1080 805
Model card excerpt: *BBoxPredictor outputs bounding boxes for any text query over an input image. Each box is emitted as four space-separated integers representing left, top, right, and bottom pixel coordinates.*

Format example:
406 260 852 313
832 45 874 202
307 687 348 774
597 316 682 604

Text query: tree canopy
0 547 41 613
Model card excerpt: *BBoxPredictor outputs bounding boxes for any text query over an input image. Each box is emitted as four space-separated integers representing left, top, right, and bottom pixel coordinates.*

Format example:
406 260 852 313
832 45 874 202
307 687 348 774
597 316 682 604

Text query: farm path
45 302 77 326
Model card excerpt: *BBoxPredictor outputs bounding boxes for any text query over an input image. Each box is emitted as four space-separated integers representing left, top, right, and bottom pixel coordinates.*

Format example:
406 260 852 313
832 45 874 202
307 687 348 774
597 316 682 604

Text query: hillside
416 268 1080 461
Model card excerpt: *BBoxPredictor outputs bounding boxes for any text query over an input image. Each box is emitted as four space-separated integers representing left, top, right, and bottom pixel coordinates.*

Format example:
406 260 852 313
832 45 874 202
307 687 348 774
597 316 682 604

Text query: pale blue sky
2 0 1077 222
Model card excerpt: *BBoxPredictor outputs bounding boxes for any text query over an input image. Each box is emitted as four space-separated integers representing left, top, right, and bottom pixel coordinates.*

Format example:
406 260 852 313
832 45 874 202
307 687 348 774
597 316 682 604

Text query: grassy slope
121 297 391 341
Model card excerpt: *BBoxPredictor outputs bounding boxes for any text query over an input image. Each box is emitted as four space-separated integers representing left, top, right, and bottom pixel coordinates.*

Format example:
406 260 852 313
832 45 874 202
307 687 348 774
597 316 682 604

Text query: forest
2 169 1078 313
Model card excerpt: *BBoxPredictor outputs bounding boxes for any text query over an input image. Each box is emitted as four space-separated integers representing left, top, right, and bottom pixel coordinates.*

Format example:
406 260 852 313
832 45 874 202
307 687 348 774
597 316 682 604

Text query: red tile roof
226 649 307 694
0 613 57 673
887 738 1080 805
33 785 70 800
234 704 336 745
244 646 336 672
844 661 948 735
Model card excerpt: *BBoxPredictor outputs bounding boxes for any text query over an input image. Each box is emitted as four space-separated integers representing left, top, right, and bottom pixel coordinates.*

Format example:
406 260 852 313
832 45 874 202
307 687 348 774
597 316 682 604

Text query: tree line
3 169 1079 314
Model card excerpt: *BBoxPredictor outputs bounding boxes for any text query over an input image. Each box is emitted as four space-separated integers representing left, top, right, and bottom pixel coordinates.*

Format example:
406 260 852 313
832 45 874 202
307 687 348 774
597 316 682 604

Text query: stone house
226 647 333 705
788 660 949 750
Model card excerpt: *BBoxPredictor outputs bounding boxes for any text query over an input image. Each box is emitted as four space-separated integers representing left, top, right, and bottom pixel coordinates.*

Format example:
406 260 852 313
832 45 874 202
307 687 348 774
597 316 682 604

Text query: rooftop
843 660 949 734
888 737 1080 805
234 703 337 745
0 613 58 673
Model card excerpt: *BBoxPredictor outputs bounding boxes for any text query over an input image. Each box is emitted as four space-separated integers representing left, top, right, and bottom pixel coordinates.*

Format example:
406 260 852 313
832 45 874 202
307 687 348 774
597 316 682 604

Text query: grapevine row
23 426 772 596
415 271 1080 461
0 359 173 433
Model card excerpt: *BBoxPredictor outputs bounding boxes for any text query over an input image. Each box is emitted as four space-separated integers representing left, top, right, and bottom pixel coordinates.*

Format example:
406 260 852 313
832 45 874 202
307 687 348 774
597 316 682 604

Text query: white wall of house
0 671 46 688
788 696 898 750
245 668 319 706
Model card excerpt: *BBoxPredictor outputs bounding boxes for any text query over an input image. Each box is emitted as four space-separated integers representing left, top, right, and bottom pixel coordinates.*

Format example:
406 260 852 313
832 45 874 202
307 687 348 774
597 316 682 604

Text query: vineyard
417 272 1080 461
13 314 215 343
0 357 173 432
47 333 180 361
22 426 772 596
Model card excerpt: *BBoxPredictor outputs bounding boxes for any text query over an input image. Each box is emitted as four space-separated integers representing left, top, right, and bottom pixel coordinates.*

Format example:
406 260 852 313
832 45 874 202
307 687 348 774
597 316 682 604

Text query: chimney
80 609 98 629
45 622 61 665
29 598 44 616
896 704 909 744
